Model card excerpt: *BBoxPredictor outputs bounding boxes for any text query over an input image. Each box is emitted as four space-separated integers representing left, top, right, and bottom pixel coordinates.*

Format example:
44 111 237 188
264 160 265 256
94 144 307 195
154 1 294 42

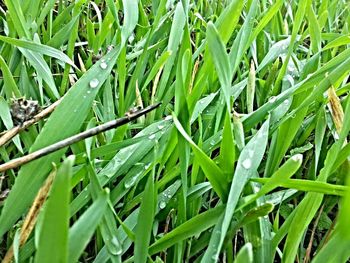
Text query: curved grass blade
173 113 227 200
148 206 225 255
0 36 77 68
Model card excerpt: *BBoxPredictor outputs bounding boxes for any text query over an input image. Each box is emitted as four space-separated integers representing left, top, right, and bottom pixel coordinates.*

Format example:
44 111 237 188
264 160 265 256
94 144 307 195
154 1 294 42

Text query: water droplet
159 201 166 209
148 134 156 140
211 254 218 261
210 140 216 146
83 95 86 99
110 237 123 255
100 61 108 69
89 78 99 88
284 99 289 104
269 96 277 103
199 100 204 104
124 176 138 189
157 124 164 130
164 115 172 121
242 159 252 169
144 163 151 170
87 90 91 94
291 154 302 162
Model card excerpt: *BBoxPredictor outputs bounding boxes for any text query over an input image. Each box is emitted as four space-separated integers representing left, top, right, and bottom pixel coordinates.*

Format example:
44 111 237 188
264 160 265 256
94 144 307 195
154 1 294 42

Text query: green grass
0 0 350 262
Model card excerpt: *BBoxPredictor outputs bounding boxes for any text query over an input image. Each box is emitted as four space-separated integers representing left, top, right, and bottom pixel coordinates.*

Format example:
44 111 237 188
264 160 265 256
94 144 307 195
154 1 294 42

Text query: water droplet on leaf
124 176 138 189
242 159 252 169
100 61 108 69
159 201 166 209
269 96 277 103
89 78 99 88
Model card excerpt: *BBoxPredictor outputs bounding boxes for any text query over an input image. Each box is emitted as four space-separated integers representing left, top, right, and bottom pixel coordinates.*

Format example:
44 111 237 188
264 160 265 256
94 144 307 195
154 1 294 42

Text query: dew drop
157 124 164 130
210 140 216 146
100 61 108 69
159 201 166 209
242 159 252 169
148 134 156 140
111 237 122 255
89 78 99 88
291 154 302 162
87 90 91 94
211 254 218 261
164 115 172 121
269 96 277 103
124 176 138 189
144 163 151 170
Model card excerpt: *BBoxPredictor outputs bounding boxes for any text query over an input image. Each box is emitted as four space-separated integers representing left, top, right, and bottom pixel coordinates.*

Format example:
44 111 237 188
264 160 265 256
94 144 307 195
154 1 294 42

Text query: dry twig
0 103 161 173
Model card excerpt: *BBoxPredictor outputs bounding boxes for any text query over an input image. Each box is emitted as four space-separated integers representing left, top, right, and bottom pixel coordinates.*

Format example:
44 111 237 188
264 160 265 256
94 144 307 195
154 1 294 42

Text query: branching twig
0 103 161 172
0 98 63 147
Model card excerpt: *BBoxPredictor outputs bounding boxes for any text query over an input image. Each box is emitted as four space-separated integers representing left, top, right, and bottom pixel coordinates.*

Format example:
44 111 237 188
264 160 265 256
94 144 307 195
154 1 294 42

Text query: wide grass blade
205 118 270 260
34 156 74 263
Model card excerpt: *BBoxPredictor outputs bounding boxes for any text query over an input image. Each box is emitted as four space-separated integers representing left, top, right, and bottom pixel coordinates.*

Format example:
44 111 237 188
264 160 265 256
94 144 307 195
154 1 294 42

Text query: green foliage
0 0 349 262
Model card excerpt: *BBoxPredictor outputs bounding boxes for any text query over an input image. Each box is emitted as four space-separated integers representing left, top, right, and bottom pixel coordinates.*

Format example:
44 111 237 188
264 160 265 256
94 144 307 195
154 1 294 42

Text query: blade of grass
34 156 74 263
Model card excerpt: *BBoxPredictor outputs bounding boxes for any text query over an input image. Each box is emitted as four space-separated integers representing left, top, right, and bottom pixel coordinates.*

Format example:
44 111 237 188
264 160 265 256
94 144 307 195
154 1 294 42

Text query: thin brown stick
0 72 79 79
303 205 324 263
0 98 63 147
0 103 161 172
